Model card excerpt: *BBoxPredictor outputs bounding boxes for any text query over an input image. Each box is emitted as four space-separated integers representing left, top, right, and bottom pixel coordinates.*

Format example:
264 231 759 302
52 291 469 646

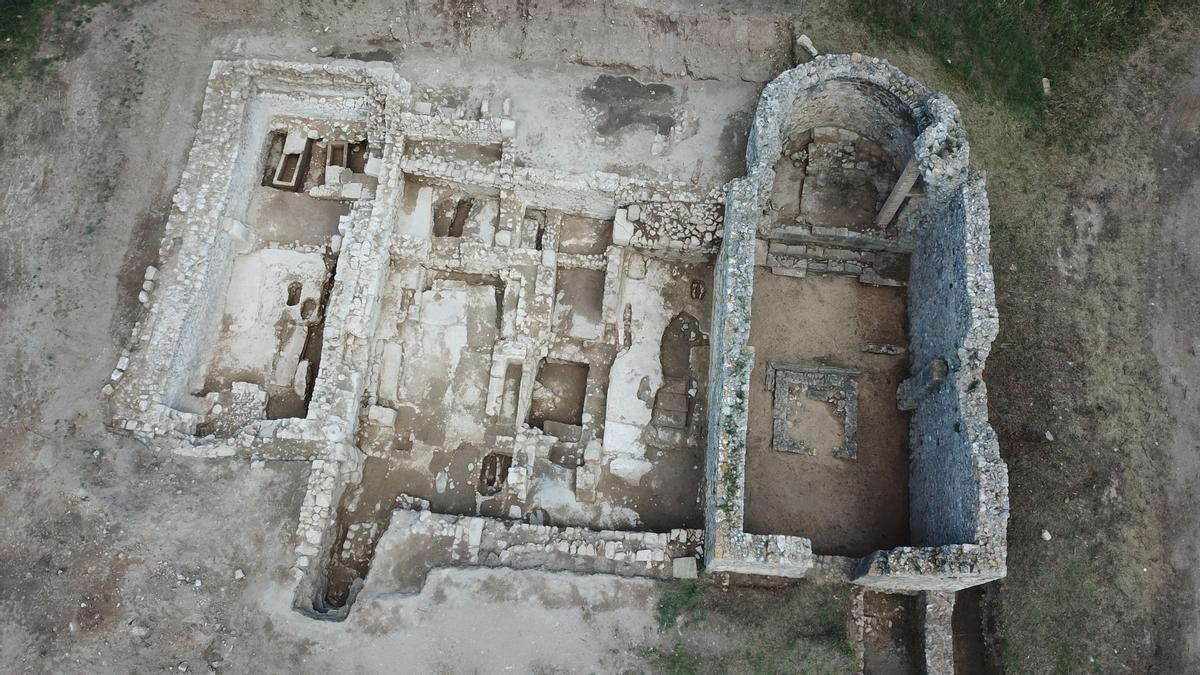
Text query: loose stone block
672 556 698 579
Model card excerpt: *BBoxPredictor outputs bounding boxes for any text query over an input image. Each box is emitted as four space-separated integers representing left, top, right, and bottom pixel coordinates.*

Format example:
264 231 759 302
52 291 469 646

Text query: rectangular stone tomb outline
768 363 860 460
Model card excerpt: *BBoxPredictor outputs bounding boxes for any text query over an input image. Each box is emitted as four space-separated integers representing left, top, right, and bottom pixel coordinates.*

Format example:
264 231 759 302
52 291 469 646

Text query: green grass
642 643 702 675
847 0 1177 121
656 580 700 630
643 578 854 674
1 0 105 81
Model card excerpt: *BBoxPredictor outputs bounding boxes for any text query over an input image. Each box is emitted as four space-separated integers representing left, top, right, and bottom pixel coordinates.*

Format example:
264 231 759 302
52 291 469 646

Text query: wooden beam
876 157 920 227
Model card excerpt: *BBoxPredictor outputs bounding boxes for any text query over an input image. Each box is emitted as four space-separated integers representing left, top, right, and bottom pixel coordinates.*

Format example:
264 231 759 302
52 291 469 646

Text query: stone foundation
703 54 1007 592
104 53 1007 622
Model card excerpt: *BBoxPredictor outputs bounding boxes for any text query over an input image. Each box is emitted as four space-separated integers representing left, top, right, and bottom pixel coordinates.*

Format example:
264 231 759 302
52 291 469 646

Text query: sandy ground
0 1 798 671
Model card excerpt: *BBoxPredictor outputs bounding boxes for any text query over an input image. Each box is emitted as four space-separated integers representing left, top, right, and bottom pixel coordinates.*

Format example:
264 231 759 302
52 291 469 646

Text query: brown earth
743 272 910 557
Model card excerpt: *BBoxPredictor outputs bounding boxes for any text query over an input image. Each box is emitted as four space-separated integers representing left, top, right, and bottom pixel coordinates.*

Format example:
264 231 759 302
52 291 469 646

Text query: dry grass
847 0 1186 123
642 577 854 674
0 0 105 83
796 2 1200 670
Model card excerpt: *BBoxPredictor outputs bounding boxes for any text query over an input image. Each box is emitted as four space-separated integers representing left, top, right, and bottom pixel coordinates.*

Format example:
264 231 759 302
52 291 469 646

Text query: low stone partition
360 509 704 596
613 201 723 255
917 591 956 674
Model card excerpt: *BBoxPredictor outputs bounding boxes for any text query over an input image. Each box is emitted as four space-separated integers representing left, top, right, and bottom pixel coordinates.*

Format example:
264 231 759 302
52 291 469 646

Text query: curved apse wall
704 54 1007 592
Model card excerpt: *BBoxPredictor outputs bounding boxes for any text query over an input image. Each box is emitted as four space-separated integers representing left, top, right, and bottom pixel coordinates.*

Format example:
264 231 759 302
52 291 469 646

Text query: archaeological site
99 51 1007 667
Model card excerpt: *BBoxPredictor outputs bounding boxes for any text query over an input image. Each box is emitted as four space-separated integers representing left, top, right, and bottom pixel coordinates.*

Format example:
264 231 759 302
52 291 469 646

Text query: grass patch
1 0 105 82
641 578 854 674
642 643 701 675
847 0 1185 122
656 580 700 630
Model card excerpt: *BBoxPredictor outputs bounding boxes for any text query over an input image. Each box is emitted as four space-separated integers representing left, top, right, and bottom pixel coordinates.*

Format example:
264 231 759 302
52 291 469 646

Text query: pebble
1045 431 1054 441
233 569 245 580
1041 529 1052 541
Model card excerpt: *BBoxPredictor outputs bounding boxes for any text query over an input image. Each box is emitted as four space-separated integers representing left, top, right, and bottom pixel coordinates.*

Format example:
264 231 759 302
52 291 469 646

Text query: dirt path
1151 46 1200 669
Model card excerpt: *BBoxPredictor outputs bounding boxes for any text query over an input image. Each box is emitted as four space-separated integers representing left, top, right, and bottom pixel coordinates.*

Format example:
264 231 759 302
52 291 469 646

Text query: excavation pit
105 56 1006 622
743 272 909 557
552 267 605 340
196 245 337 431
558 214 614 255
528 360 589 430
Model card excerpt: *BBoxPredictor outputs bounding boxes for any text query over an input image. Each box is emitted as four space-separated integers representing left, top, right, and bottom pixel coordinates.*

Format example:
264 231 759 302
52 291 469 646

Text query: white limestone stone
613 209 634 246
672 557 698 579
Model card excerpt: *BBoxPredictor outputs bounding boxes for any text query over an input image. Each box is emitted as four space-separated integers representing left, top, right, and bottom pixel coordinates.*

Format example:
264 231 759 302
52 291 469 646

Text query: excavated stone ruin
103 54 1006 624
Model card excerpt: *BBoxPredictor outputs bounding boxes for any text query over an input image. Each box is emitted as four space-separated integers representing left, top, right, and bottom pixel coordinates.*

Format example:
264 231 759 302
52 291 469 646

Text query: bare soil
1150 42 1200 669
558 214 614 255
246 188 349 246
553 266 606 336
529 361 590 428
743 271 910 557
862 591 919 674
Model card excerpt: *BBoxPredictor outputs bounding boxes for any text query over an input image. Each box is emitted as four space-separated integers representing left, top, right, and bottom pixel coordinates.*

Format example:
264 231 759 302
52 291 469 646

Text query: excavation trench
265 251 339 420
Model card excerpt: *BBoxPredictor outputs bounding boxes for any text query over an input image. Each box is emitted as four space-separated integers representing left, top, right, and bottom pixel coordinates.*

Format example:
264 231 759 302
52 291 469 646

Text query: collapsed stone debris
104 54 1007 622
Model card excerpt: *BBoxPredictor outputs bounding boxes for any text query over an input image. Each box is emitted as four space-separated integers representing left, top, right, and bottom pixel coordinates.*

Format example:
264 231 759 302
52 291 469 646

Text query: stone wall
865 172 1008 590
918 591 956 674
743 54 969 218
106 58 725 620
905 175 1003 548
854 175 1007 589
702 178 762 569
852 543 1005 593
781 79 919 169
105 60 394 449
361 508 705 598
613 201 723 256
704 54 1006 591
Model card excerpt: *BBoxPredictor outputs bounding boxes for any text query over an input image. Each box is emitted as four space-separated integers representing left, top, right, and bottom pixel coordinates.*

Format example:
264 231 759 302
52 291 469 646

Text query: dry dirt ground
1153 42 1200 668
6 0 1200 672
